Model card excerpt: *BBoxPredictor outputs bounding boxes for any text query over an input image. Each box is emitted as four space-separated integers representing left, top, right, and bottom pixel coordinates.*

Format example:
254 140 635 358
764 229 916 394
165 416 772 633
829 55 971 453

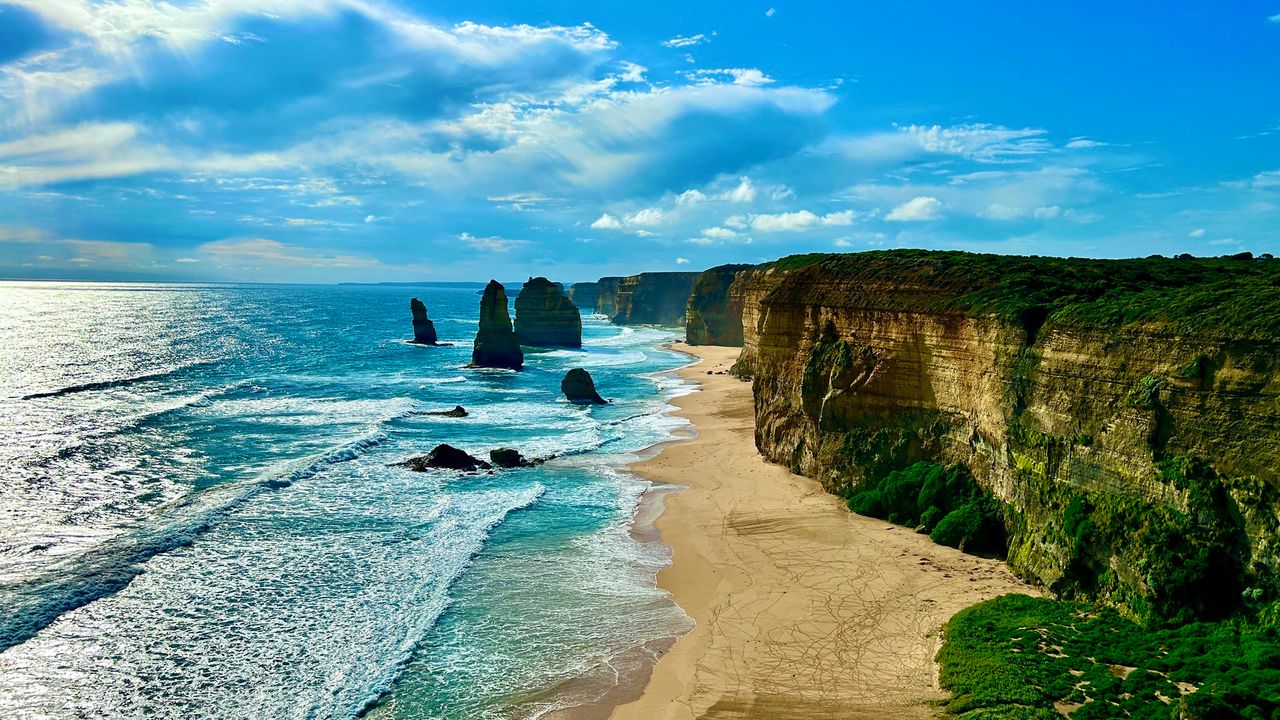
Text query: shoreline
604 343 1034 719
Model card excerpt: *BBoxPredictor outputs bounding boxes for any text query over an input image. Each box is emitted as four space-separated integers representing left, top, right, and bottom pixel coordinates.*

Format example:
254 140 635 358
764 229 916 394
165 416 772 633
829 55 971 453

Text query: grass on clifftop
763 250 1280 340
939 594 1280 720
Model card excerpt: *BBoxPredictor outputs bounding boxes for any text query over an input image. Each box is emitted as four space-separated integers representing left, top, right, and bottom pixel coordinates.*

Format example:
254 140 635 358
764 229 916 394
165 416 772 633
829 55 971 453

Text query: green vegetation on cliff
844 461 1006 554
939 594 1280 720
769 250 1280 340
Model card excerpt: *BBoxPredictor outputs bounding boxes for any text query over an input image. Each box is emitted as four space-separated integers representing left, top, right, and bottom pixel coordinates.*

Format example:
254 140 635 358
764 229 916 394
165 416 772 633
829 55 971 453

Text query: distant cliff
514 277 581 347
595 277 623 316
607 272 700 326
567 282 598 312
726 250 1280 622
686 264 756 346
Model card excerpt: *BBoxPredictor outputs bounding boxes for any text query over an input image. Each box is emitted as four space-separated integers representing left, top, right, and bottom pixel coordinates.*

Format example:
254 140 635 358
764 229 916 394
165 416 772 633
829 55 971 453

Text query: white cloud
724 214 748 229
721 176 757 202
591 213 623 229
1033 205 1063 219
701 226 739 239
1189 228 1206 238
175 257 199 263
675 257 690 264
766 7 777 17
685 68 775 86
677 189 708 205
1065 137 1106 149
902 123 1050 162
662 34 708 48
1269 14 1280 23
616 62 647 83
458 232 529 253
1253 170 1280 189
983 204 1024 220
748 209 857 232
886 196 943 222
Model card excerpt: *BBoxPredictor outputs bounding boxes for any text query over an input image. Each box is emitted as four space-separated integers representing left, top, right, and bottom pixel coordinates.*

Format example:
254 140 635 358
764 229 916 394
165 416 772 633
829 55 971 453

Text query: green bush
845 461 1007 555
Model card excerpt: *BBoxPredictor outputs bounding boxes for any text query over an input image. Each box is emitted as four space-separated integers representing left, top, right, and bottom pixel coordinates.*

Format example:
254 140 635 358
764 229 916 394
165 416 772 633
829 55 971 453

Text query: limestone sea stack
409 297 438 344
470 280 524 370
514 277 582 347
561 368 607 404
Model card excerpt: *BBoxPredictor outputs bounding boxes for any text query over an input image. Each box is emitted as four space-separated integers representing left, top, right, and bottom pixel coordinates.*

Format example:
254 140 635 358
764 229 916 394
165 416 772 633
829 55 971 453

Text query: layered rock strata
514 277 582 347
595 277 623 316
470 280 523 370
728 251 1280 620
685 263 756 346
608 272 700 326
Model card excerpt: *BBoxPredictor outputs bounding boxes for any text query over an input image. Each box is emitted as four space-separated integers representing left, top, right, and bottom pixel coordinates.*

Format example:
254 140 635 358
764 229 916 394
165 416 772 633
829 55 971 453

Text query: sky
1 1 1278 283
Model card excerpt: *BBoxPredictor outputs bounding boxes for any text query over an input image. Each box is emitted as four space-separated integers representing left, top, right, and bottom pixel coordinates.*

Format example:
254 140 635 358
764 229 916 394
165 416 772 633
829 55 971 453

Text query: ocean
0 281 694 719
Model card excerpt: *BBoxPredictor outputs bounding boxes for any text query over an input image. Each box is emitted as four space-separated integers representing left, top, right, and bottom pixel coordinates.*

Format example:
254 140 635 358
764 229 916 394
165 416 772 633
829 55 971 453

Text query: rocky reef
514 277 582 347
607 272 700 326
409 297 438 344
727 250 1280 622
399 444 491 472
594 277 623 316
685 263 756 346
469 280 523 371
561 368 607 405
567 282 599 312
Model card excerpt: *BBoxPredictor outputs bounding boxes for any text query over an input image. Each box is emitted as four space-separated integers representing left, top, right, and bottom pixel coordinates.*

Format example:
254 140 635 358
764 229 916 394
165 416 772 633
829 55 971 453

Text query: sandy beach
608 343 1033 720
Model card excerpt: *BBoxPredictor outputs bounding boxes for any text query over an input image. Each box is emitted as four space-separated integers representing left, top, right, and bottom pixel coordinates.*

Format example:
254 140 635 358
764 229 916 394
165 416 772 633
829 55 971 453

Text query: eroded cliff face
594 277 622 316
685 264 756 346
567 282 598 312
608 272 699 326
734 258 1280 621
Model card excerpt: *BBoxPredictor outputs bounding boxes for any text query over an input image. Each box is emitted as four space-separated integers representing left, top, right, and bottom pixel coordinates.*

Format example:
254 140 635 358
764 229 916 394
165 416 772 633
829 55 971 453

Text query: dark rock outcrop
470 280 523 370
399 444 491 472
595 277 623 316
567 282 599 311
417 405 467 418
561 368 607 404
685 264 756 346
514 277 582 347
609 272 700 326
489 448 532 468
409 298 438 344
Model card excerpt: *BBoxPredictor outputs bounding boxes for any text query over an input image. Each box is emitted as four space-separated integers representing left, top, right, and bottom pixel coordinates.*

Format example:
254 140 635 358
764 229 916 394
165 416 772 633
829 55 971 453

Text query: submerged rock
514 277 582 347
399 444 491 472
418 405 468 418
489 448 532 468
470 280 523 370
561 368 607 405
409 297 438 344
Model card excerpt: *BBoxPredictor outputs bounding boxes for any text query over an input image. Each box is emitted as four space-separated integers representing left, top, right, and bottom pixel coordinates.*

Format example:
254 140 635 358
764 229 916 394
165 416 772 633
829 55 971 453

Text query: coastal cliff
729 250 1280 622
608 272 700 326
514 277 582 347
685 263 756 346
567 282 598 312
594 277 623 316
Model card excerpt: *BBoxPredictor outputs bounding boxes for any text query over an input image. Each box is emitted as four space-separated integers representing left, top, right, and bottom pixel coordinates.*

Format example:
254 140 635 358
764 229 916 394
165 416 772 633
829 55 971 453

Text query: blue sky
1 1 1278 282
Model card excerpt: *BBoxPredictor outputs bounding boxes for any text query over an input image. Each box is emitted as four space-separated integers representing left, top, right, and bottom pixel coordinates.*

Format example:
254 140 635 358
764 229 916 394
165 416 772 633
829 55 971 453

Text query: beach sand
607 343 1034 720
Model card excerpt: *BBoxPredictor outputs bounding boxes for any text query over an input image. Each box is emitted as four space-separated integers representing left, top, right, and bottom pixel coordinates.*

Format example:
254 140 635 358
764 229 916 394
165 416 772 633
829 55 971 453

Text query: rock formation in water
417 405 468 418
567 282 599 312
561 368 607 405
399 444 491 471
409 298 438 344
489 448 532 468
685 264 756 346
470 280 523 370
594 277 623 316
607 272 700 326
514 277 582 347
714 249 1280 623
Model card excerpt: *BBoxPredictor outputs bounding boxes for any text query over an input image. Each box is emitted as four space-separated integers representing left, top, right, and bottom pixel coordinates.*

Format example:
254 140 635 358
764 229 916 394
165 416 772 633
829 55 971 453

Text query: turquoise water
0 282 693 719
